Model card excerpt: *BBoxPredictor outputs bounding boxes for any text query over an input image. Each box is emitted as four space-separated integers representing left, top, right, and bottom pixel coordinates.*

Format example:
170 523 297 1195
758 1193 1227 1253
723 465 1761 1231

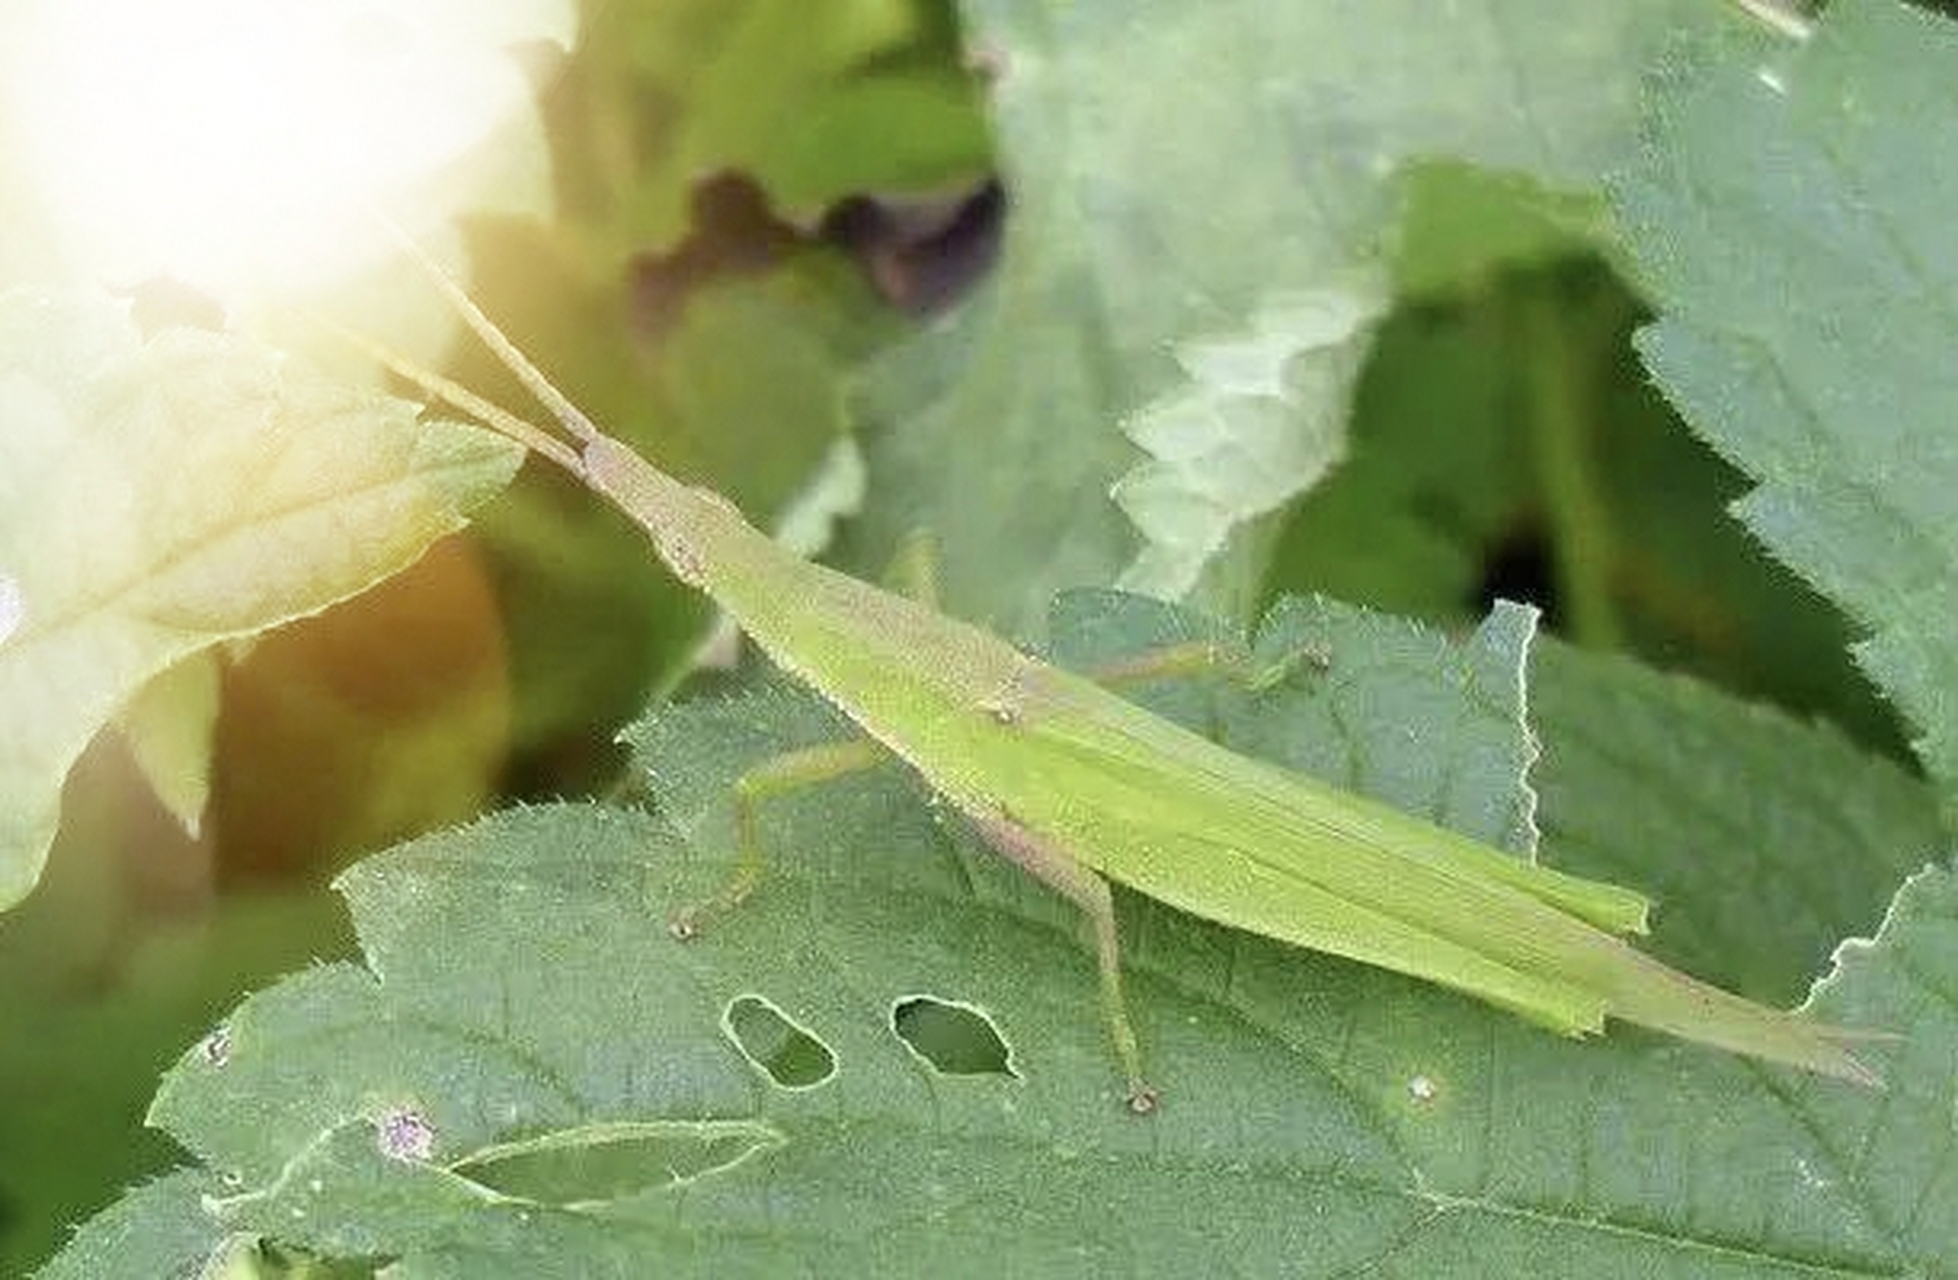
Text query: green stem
1517 284 1623 650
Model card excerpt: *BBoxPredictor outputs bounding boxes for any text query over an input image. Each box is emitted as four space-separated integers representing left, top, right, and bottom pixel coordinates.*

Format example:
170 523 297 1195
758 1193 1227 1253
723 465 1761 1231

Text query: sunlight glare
0 576 22 648
13 0 562 294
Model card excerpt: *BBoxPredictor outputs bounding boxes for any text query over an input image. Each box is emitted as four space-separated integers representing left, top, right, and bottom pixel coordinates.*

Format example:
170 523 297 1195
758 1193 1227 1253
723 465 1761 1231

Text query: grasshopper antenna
316 311 585 475
372 215 607 450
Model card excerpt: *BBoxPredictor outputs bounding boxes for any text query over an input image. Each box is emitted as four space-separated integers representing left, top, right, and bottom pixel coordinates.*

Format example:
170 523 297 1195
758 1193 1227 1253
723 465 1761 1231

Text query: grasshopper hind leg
968 809 1158 1114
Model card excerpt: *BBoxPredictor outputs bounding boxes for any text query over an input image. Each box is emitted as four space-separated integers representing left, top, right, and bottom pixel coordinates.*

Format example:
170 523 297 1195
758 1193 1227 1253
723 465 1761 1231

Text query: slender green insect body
366 246 1875 1105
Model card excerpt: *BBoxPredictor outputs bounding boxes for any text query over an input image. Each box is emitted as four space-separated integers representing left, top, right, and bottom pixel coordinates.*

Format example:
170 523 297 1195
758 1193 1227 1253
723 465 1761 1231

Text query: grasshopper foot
667 867 761 942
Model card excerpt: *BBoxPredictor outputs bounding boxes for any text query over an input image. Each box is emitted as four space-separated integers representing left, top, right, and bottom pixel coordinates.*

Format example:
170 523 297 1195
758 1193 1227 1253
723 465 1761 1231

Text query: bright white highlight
0 576 21 646
11 0 565 294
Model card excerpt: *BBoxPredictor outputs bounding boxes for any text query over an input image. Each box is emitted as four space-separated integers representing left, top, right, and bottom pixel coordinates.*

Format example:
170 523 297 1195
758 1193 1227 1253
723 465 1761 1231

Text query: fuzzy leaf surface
50 593 1954 1276
1614 0 1958 811
855 0 1722 631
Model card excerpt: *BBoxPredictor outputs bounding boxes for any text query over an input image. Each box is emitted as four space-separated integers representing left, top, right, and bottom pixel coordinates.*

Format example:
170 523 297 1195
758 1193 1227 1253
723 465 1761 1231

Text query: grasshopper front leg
669 532 943 939
667 736 886 938
1085 635 1328 694
665 731 1159 1112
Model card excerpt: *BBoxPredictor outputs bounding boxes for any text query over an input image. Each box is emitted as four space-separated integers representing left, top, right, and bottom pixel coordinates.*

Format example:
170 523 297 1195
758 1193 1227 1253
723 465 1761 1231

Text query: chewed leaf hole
453 1119 782 1208
891 995 1016 1078
723 995 836 1089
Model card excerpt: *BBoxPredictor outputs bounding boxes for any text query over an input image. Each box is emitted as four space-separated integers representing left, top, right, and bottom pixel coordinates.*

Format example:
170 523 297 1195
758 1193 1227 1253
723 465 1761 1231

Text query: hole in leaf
199 1025 231 1068
1473 525 1558 627
723 995 836 1089
891 996 1016 1078
453 1120 782 1208
201 1233 381 1279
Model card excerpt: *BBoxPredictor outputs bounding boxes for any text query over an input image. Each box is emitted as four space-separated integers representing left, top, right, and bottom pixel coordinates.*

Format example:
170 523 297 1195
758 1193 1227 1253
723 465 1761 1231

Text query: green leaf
1612 0 1958 812
853 0 1724 632
0 290 523 910
551 0 989 255
417 0 982 781
50 592 1951 1275
0 874 354 1275
1391 161 1614 298
31 1172 230 1280
1110 294 1370 606
1259 262 1904 755
1531 639 1940 1007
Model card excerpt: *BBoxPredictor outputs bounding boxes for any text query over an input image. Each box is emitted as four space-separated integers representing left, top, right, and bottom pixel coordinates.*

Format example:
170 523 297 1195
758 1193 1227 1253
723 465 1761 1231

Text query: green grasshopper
362 242 1872 1111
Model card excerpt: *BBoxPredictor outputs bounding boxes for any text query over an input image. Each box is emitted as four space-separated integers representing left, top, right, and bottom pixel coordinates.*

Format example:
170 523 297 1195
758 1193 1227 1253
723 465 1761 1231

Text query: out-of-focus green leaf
1392 161 1613 299
203 536 515 881
1 888 356 1278
345 1 986 792
548 0 988 256
0 289 522 910
853 0 1724 634
1260 262 1904 756
0 726 356 1277
1613 0 1958 812
426 0 986 783
50 592 1951 1275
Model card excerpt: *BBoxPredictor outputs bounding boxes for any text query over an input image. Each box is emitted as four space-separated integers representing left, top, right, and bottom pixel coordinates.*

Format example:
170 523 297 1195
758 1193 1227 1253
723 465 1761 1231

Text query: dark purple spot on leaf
376 1107 436 1162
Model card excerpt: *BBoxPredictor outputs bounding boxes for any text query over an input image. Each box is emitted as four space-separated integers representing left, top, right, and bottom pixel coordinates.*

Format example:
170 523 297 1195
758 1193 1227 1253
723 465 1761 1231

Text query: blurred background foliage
0 0 1909 1271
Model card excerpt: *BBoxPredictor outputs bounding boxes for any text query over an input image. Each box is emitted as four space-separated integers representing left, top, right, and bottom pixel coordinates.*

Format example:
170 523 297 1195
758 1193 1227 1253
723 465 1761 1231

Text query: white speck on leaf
1757 66 1787 95
1408 1074 1438 1103
199 1026 231 1068
377 1107 437 1162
